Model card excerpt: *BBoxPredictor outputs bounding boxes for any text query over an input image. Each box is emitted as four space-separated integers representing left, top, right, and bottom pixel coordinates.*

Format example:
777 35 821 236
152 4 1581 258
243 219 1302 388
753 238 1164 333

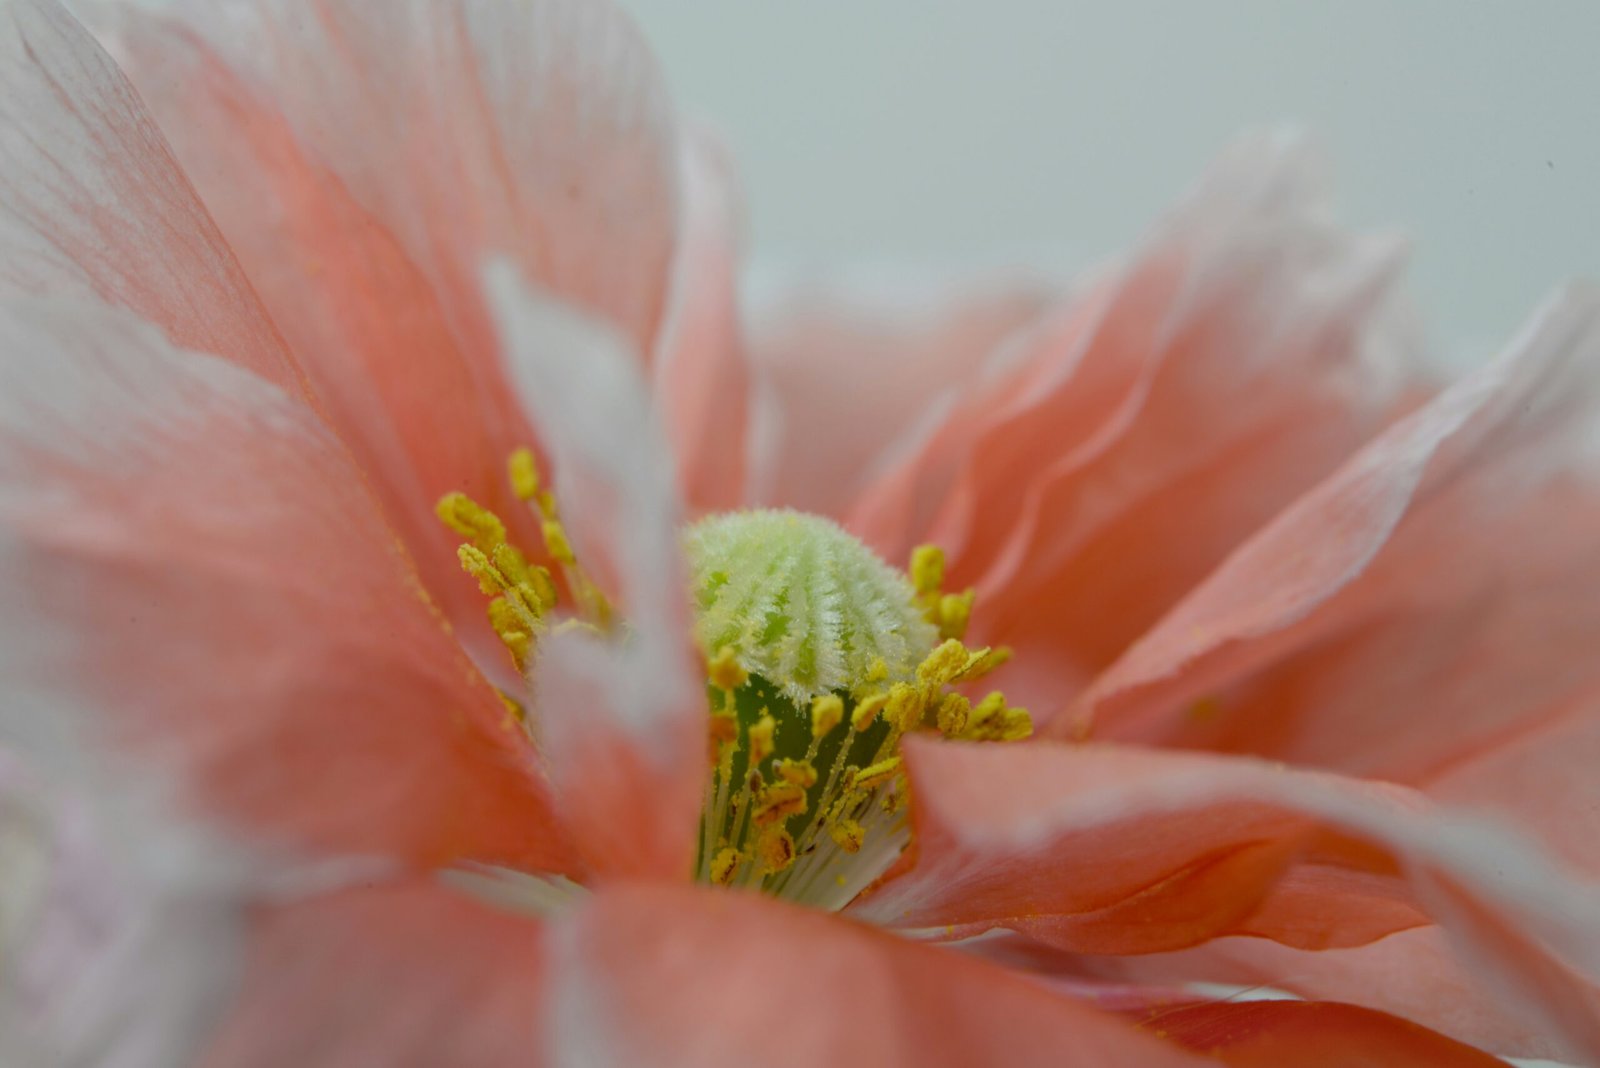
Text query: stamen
685 511 1033 909
753 781 807 827
435 446 618 675
909 542 978 641
755 827 796 876
709 846 742 886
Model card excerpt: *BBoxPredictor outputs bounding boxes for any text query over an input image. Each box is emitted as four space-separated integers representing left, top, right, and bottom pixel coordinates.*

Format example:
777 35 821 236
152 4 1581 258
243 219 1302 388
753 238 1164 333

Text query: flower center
685 510 1029 908
435 458 1031 912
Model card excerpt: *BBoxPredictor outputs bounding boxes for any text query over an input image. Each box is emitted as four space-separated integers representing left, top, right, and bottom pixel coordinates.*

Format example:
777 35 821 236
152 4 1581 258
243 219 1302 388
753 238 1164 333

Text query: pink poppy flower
1 0 1598 1064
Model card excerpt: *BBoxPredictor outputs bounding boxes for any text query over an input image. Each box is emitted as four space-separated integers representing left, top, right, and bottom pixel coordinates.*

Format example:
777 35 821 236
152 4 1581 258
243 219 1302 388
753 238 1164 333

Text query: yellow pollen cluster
909 544 979 643
435 447 613 680
694 536 1032 905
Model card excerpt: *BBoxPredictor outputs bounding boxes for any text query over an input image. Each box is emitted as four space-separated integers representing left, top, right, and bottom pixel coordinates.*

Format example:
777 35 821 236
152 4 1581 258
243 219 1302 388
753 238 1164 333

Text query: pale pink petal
746 264 1054 518
0 298 573 874
1065 284 1600 791
652 127 750 513
545 882 1211 1067
199 880 547 1068
490 266 702 880
0 751 242 1068
850 135 1416 714
1132 1000 1504 1068
90 0 682 641
0 0 303 394
858 739 1600 1060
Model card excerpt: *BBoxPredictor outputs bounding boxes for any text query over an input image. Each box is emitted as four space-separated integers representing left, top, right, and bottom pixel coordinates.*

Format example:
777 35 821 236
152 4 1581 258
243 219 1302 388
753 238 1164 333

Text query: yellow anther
962 692 1031 741
575 578 615 631
775 759 818 789
457 545 503 596
708 712 738 762
829 818 865 854
507 447 540 502
755 827 796 875
852 756 903 792
435 492 507 552
851 692 888 732
883 780 911 813
810 694 844 739
441 485 555 666
710 847 742 886
961 644 1011 681
487 598 533 667
542 519 576 566
916 638 971 688
753 781 808 827
865 657 889 685
708 646 749 692
748 713 777 765
910 544 945 596
936 692 971 736
531 568 559 611
965 692 1007 735
497 691 525 730
1000 707 1034 742
491 542 531 585
884 682 924 733
510 577 554 618
551 618 604 639
937 589 975 641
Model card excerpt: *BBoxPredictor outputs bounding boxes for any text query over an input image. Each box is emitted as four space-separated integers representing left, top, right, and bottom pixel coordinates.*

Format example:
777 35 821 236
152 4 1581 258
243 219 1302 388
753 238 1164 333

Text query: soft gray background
620 1 1598 363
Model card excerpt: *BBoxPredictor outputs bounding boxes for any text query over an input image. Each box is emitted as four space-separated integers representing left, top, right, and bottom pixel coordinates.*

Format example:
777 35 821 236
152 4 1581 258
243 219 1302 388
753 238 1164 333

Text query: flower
1 0 1599 1065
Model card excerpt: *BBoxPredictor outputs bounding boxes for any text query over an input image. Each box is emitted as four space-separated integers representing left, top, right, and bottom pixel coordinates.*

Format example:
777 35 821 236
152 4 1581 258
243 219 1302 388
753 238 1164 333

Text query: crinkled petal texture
195 882 1206 1067
857 739 1600 1062
744 264 1056 518
841 135 1416 712
90 0 690 644
1068 285 1600 810
0 0 303 395
0 298 573 875
1061 927 1582 1063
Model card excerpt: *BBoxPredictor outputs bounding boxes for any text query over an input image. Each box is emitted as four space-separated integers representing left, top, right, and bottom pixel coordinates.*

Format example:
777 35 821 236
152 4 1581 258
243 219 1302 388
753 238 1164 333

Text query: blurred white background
621 1 1598 362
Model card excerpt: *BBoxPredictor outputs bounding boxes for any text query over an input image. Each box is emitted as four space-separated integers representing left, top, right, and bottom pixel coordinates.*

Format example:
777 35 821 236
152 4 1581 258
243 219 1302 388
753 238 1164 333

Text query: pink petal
545 882 1212 1067
1065 283 1600 788
747 265 1054 519
652 127 750 513
199 880 548 1068
490 266 702 880
0 0 303 395
1068 928 1587 1063
859 738 1600 1059
1133 1000 1504 1068
851 134 1415 713
202 879 1212 1067
0 298 573 874
858 740 1425 952
92 0 683 640
1425 687 1600 878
